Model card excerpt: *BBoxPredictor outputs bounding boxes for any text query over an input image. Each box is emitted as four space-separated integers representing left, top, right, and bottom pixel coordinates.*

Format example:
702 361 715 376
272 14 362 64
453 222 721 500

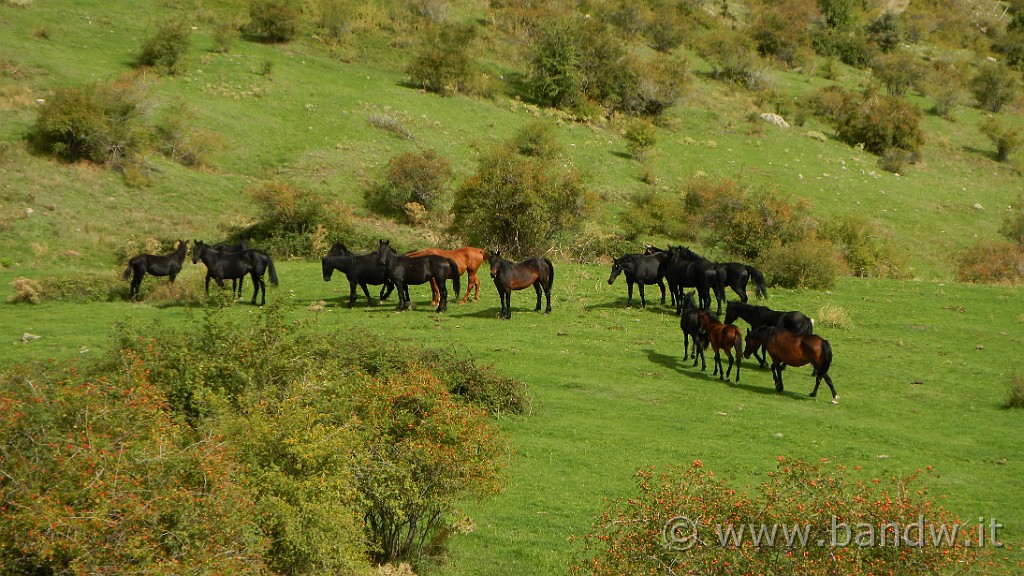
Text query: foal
697 310 743 383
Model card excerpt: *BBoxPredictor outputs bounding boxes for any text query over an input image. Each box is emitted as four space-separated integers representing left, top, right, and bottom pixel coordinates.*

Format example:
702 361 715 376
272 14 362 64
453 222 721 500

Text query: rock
760 113 790 129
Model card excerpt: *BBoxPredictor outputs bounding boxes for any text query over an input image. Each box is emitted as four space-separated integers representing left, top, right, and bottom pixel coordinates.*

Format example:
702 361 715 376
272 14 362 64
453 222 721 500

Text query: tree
979 116 1023 162
406 23 478 96
971 61 1019 113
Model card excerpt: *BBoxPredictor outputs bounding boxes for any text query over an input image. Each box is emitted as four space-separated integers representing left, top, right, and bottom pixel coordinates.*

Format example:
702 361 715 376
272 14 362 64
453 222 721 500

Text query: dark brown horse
122 240 188 300
487 251 554 319
698 310 743 383
744 326 837 404
406 246 486 305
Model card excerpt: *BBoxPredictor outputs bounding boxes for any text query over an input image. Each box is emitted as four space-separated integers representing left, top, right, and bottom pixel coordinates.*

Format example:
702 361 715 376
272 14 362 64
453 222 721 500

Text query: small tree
529 20 585 109
622 118 657 161
136 17 191 74
244 0 301 43
1000 193 1024 246
871 49 925 98
971 61 1019 113
364 149 454 222
406 23 477 96
979 116 1023 162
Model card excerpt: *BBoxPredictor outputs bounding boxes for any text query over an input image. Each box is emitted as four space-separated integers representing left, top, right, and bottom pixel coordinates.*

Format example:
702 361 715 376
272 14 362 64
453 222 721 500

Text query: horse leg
638 283 647 308
472 271 481 302
436 277 448 313
544 280 552 313
657 280 666 305
533 283 542 312
461 270 475 304
429 277 440 308
347 280 359 308
625 281 634 307
713 349 723 378
772 362 786 392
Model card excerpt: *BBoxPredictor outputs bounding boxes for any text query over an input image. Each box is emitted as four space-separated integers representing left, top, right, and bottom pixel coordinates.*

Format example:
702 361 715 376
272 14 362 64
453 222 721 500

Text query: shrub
238 181 351 256
8 277 42 303
758 234 841 289
814 87 924 159
979 116 1023 162
244 0 302 43
509 119 563 160
811 27 875 68
451 143 589 258
529 20 586 109
154 101 222 167
822 214 908 278
365 149 454 222
870 49 925 98
406 23 478 96
865 10 906 53
924 58 971 119
622 118 657 161
699 29 772 91
571 458 983 575
1006 373 1024 408
136 17 191 74
971 61 1019 113
29 77 147 168
748 0 818 67
620 189 692 242
999 193 1024 246
956 240 1024 284
816 302 852 328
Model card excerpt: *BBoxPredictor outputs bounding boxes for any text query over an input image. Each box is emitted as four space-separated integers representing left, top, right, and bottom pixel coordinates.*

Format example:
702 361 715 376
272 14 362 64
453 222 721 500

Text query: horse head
191 240 205 264
487 250 502 278
681 290 697 310
608 257 623 284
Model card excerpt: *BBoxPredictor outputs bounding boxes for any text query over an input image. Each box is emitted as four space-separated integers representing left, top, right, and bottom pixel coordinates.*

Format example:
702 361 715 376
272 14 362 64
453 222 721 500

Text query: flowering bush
571 457 985 575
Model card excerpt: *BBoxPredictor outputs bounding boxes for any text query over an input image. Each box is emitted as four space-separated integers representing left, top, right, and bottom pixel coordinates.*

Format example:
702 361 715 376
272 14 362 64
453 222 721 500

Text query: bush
758 234 841 289
451 143 589 258
529 20 586 109
154 101 223 168
622 118 657 161
365 149 454 222
9 273 125 303
870 49 925 98
620 189 692 242
136 17 191 74
979 116 1023 162
238 181 352 257
571 458 983 575
865 10 906 53
1006 373 1024 408
924 58 971 119
699 29 772 91
509 119 563 160
822 214 908 278
956 240 1024 284
813 87 924 159
971 61 1019 113
406 23 478 96
244 0 302 43
29 77 147 168
748 0 818 67
999 193 1024 246
811 27 875 68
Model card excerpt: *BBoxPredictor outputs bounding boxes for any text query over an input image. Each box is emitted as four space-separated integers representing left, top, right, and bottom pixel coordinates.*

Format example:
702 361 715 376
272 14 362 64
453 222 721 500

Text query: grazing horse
192 240 278 305
122 240 188 300
607 252 667 308
724 301 813 368
377 241 459 312
487 251 554 320
678 291 704 366
744 326 837 404
322 242 394 307
697 310 743 383
406 246 486 305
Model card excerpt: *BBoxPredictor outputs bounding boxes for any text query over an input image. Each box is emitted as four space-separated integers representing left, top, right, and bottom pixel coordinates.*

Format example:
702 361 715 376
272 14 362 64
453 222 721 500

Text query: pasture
1 260 1021 574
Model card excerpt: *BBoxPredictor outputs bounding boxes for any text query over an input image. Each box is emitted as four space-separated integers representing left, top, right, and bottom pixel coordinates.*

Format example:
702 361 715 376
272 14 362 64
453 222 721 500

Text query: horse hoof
808 392 817 398
832 396 839 405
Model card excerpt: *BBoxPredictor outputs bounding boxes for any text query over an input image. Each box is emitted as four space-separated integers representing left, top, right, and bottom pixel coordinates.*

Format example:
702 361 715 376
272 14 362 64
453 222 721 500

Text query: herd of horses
122 240 835 403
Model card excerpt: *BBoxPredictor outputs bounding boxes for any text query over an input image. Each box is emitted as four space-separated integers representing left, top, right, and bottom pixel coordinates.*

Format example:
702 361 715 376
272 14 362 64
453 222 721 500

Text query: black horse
322 242 394 307
672 246 727 314
122 240 188 300
678 291 704 367
646 245 720 314
488 251 554 320
717 262 768 303
192 240 278 305
210 239 250 295
724 301 813 367
377 240 459 312
608 253 667 308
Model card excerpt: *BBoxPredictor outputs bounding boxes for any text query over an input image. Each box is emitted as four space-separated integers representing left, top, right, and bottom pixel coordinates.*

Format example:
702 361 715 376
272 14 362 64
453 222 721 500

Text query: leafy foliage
956 240 1024 284
970 61 1019 113
1000 193 1024 247
571 458 983 575
822 214 908 278
244 0 302 43
136 16 191 75
979 116 1023 162
808 87 923 159
365 149 454 221
239 180 352 256
406 23 478 96
758 233 842 289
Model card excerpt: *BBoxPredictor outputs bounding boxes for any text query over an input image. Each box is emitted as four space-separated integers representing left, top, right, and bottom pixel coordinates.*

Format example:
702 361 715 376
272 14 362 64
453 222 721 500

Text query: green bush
758 234 841 289
811 87 924 159
136 17 191 74
870 49 925 98
620 189 692 242
865 10 906 53
29 77 147 168
749 0 818 67
244 0 302 43
1000 193 1024 246
1006 373 1024 408
509 119 563 160
822 214 908 278
8 273 125 303
571 458 982 575
622 118 657 161
365 149 454 222
239 181 351 257
154 101 223 168
924 58 971 119
452 143 590 258
699 29 771 91
956 240 1024 284
979 116 1023 162
529 20 586 109
971 61 1019 113
811 27 875 68
406 23 478 96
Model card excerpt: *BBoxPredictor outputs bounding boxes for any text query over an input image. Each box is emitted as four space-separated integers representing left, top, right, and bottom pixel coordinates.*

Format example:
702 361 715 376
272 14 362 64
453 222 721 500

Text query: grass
1 0 1023 573
1 262 1022 573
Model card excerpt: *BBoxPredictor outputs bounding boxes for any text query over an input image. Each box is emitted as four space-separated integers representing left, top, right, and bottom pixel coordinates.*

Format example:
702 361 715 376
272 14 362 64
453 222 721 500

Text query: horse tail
122 264 133 280
544 257 554 288
267 256 279 287
747 265 768 299
732 329 743 360
818 338 833 377
446 258 460 297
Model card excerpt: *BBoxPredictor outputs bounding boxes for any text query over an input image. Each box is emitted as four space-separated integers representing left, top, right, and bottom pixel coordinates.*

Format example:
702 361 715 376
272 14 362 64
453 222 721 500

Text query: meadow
1 0 1023 573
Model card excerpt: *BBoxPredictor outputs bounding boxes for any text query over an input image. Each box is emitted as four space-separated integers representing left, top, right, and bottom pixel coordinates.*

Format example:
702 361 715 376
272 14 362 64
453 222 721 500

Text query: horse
697 310 743 382
607 253 667 308
210 239 250 295
672 246 727 314
743 326 837 403
122 240 188 300
322 242 394 307
645 245 720 314
377 240 460 312
191 240 278 305
487 251 554 320
678 291 704 366
718 262 768 302
724 301 813 368
406 246 486 305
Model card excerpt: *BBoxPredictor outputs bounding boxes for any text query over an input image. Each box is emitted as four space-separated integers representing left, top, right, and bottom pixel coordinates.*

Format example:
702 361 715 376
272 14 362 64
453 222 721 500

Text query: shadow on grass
644 348 811 400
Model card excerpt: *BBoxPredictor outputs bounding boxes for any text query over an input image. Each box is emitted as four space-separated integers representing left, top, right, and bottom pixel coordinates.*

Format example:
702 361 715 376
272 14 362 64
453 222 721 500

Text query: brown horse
697 310 743 383
744 326 837 404
487 251 554 319
406 246 485 305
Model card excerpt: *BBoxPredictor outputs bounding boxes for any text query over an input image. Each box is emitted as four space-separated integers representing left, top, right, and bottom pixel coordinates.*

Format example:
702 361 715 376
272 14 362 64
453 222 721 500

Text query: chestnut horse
406 246 485 305
487 251 554 319
697 310 743 383
743 326 837 404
